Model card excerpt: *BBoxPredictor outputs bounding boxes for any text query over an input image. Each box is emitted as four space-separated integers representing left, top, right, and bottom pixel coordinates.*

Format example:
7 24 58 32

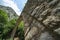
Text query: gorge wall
20 0 60 40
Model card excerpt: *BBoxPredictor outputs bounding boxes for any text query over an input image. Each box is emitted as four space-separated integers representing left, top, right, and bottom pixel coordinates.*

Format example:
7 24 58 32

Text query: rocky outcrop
21 0 60 40
0 5 18 20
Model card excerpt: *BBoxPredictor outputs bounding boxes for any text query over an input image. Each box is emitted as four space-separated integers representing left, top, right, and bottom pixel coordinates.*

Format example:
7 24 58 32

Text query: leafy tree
2 19 16 39
0 10 8 39
0 9 24 40
0 10 8 24
17 21 24 40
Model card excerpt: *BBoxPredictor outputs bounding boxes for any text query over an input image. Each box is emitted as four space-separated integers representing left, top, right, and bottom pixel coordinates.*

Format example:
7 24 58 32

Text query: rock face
21 0 60 40
0 5 18 20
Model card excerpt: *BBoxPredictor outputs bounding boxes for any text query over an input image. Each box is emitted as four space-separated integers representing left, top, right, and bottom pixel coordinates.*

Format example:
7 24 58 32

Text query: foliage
18 21 24 40
0 10 8 39
0 10 8 24
0 9 24 40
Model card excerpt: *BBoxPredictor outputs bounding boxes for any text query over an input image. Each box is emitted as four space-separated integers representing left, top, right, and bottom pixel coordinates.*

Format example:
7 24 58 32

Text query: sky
0 0 27 16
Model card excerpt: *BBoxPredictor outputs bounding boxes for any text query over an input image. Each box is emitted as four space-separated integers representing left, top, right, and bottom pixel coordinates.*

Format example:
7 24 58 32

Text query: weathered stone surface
21 0 60 40
38 31 55 40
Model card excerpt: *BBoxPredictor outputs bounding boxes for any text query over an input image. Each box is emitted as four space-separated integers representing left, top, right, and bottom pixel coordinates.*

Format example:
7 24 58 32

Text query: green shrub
0 10 24 40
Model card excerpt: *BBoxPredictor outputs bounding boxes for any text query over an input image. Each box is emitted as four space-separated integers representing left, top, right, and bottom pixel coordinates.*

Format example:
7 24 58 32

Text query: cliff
0 5 18 20
21 0 60 40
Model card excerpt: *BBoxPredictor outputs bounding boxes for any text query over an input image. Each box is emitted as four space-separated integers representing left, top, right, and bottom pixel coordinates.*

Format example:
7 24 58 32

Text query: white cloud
3 0 21 16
